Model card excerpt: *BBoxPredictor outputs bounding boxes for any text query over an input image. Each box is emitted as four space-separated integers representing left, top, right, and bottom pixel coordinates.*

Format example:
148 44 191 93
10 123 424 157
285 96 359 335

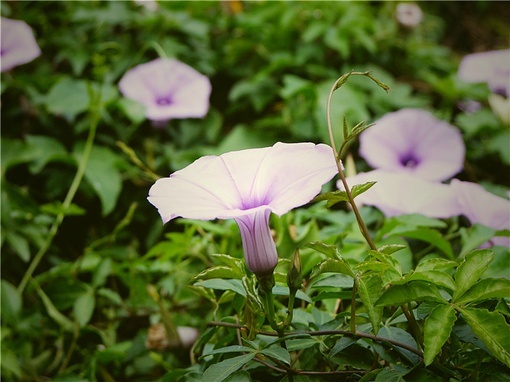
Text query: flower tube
1 17 41 72
148 142 338 277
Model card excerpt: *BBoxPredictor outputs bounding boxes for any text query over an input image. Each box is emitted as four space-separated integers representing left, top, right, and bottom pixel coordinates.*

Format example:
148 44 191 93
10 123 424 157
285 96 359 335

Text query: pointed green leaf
391 228 453 259
357 273 384 333
377 244 407 256
259 346 291 365
407 271 456 292
415 258 457 272
455 278 510 305
194 266 244 281
376 281 446 307
377 325 420 365
34 282 74 331
311 181 376 208
342 115 349 140
194 279 246 297
306 242 341 261
351 181 377 198
424 304 457 365
204 345 254 356
457 307 510 367
453 249 494 302
74 288 96 327
201 353 256 382
314 258 355 278
210 253 245 270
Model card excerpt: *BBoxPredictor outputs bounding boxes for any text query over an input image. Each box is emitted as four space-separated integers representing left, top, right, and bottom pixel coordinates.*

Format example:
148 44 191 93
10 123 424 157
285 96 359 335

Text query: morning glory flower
395 3 423 28
339 170 461 218
118 58 211 123
458 49 510 97
1 17 41 72
451 179 510 247
359 108 465 182
148 142 338 277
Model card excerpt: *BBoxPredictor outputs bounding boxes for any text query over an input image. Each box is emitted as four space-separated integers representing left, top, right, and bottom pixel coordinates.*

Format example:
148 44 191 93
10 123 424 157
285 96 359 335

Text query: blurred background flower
358 108 465 182
1 17 41 72
340 170 461 218
451 179 510 247
395 3 423 28
118 58 212 124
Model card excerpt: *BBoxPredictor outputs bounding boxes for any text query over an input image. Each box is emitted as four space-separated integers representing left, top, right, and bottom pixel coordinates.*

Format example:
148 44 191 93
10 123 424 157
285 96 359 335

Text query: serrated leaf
424 304 457 365
194 266 244 281
357 273 384 333
376 281 446 307
457 307 510 367
351 181 377 198
194 279 246 297
314 258 355 278
306 242 342 261
407 271 456 291
377 244 407 256
210 253 245 270
455 278 510 305
201 353 256 382
453 249 495 302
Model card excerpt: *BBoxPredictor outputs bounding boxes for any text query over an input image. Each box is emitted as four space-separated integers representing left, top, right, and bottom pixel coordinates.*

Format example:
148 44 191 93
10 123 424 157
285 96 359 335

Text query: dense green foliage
1 2 509 381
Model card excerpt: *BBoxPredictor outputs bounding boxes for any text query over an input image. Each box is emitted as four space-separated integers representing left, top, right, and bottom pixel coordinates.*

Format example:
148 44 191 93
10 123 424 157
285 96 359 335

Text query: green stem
17 86 102 294
326 72 382 251
402 303 424 349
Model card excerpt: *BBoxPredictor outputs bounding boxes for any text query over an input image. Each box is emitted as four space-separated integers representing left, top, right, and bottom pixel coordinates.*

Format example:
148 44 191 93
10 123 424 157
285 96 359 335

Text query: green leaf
389 228 454 259
423 304 457 366
74 288 95 327
201 353 256 382
406 271 456 292
5 231 31 262
460 224 498 257
45 77 90 120
376 281 446 307
415 258 457 273
41 202 86 217
377 325 420 365
357 274 384 333
455 278 510 305
74 144 122 215
313 258 355 278
204 345 254 356
453 249 495 302
259 346 290 365
312 182 376 208
457 307 510 367
34 282 74 331
194 279 246 297
306 242 342 261
1 280 22 324
25 135 69 174
194 266 244 281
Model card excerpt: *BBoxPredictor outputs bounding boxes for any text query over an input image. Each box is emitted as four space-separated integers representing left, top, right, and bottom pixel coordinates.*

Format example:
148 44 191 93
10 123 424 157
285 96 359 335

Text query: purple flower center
156 96 173 106
400 153 420 168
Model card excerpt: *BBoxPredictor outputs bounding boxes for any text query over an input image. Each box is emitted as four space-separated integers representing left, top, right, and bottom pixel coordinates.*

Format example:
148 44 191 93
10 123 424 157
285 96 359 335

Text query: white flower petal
1 17 41 72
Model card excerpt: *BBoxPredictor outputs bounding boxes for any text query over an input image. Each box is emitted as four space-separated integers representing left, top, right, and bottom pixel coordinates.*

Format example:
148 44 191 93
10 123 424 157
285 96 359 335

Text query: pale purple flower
451 179 510 247
395 3 423 28
148 142 338 277
458 49 510 97
118 58 211 123
1 17 41 72
359 109 465 182
339 170 461 219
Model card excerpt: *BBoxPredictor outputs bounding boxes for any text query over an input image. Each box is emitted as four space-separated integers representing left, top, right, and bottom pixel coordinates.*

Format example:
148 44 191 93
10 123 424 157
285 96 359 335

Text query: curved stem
18 85 102 294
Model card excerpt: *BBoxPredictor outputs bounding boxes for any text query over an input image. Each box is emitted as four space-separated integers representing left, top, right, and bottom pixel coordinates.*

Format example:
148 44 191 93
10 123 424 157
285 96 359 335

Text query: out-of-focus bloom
359 109 465 182
458 49 510 97
488 93 510 125
395 3 423 28
118 58 211 123
148 142 337 277
339 170 461 219
145 323 199 349
1 17 41 72
134 0 158 12
451 179 510 247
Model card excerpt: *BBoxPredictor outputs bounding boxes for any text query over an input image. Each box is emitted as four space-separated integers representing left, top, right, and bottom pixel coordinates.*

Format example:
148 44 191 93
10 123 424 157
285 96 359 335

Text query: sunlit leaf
424 304 457 366
455 278 510 305
376 281 445 307
194 279 246 297
457 307 510 367
357 273 384 333
313 257 355 278
453 249 494 302
406 271 456 292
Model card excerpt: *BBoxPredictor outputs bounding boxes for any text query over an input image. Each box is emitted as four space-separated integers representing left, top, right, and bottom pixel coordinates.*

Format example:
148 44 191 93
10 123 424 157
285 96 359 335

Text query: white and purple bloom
118 58 211 123
451 179 510 247
1 17 41 72
148 142 338 277
339 170 461 219
458 49 510 97
359 108 465 182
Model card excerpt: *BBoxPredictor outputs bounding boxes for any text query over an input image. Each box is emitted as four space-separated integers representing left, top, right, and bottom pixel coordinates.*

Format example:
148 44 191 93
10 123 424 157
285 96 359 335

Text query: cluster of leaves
1 1 508 382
